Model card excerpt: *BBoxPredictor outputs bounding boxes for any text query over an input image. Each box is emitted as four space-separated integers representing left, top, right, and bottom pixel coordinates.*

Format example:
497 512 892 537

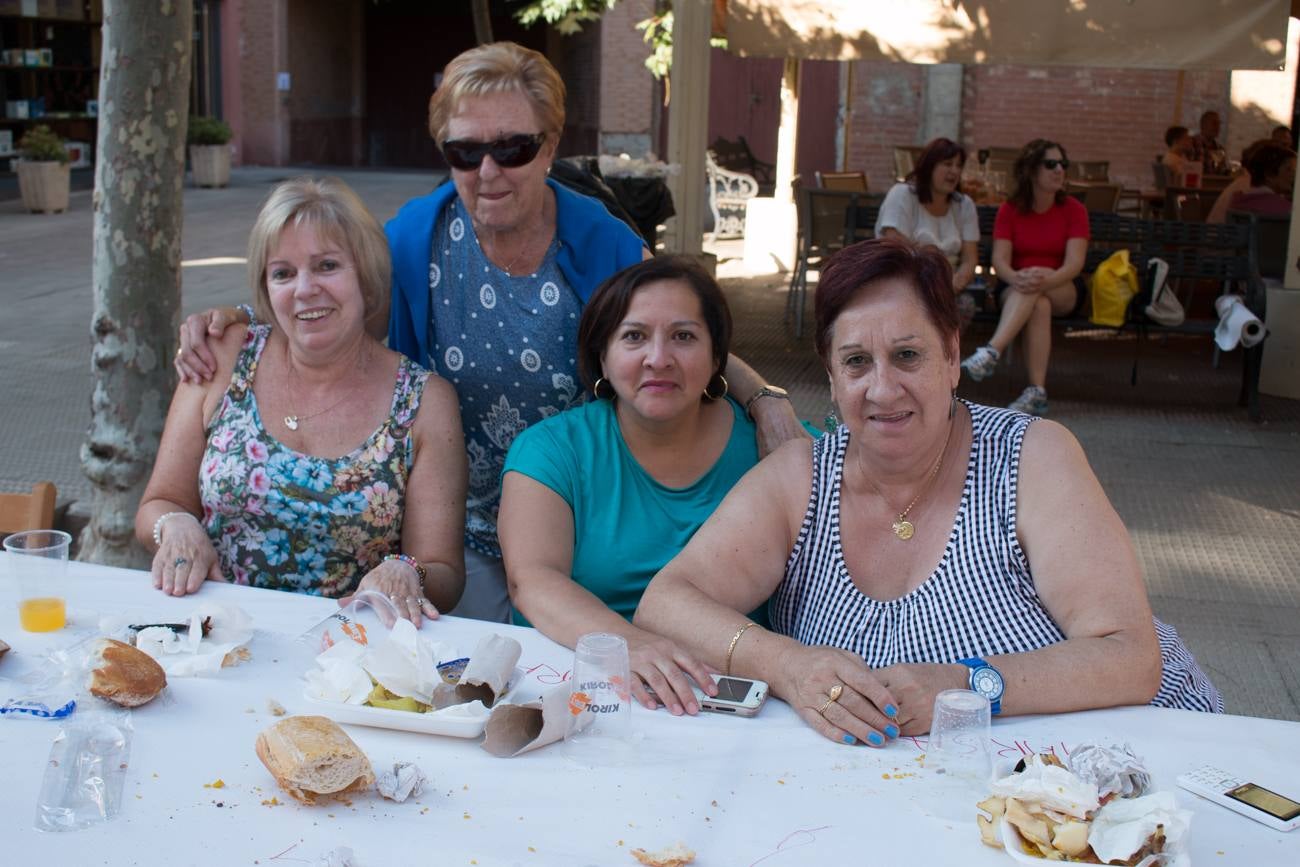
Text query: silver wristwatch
743 384 790 419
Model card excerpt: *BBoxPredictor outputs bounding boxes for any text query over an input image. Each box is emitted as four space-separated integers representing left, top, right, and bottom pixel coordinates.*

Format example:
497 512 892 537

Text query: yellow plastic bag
1089 250 1138 327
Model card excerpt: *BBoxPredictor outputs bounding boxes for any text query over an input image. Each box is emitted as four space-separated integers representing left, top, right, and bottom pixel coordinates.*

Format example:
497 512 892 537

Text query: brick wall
959 65 1230 190
232 0 283 166
844 61 925 192
598 0 655 155
287 0 361 165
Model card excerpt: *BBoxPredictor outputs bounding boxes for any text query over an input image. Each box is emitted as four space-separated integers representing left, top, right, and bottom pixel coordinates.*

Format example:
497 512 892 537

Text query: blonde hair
246 177 390 332
427 41 565 146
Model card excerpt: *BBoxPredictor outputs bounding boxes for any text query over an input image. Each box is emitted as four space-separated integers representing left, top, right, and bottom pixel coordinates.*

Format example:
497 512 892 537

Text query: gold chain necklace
282 342 367 431
857 417 954 541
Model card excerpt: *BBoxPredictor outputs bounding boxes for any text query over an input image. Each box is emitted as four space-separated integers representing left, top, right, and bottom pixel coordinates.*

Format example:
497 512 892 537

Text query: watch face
971 667 1004 700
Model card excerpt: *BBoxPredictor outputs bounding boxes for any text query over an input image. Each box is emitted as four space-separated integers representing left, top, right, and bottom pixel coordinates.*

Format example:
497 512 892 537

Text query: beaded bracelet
382 553 427 583
152 511 199 548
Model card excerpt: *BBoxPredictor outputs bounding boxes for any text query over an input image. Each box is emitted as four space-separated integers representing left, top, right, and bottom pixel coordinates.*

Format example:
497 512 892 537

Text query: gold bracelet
725 621 757 676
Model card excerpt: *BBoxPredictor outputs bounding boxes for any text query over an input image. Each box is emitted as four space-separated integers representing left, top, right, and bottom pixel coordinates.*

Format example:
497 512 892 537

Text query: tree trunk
79 0 194 567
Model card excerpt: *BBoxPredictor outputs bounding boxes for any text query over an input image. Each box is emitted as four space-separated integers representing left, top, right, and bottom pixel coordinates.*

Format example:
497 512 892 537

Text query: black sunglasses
1041 158 1070 170
441 133 546 171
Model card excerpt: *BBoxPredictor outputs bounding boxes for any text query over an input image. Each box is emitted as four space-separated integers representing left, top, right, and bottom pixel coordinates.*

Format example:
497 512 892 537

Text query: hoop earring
703 374 729 401
593 377 615 400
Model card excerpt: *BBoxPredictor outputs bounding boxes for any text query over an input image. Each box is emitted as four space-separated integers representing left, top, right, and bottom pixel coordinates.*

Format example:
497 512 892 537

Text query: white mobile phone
647 674 769 717
1177 764 1300 832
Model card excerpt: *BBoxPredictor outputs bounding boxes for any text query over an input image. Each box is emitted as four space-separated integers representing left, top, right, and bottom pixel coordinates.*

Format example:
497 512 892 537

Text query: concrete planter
190 144 231 188
16 160 71 214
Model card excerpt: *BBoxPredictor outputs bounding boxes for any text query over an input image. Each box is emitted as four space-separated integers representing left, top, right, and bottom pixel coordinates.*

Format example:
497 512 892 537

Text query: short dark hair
908 137 966 204
576 255 732 394
1244 142 1296 186
1165 126 1189 147
1009 139 1069 212
814 236 959 364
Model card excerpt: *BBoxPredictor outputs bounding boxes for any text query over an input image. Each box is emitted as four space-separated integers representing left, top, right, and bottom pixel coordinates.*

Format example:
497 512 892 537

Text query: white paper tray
300 665 525 739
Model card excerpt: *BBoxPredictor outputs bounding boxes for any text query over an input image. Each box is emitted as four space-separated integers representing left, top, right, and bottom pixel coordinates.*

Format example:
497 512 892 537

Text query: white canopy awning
723 0 1291 70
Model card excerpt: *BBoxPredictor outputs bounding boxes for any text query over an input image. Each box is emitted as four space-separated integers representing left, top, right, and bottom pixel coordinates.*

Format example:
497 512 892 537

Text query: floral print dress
199 324 430 597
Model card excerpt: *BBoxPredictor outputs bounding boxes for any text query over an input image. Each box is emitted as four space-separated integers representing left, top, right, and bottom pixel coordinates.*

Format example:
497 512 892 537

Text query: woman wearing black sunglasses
175 42 807 624
960 139 1089 417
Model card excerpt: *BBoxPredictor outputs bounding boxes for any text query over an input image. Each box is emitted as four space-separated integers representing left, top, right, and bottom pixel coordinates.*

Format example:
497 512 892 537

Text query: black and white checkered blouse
769 401 1223 713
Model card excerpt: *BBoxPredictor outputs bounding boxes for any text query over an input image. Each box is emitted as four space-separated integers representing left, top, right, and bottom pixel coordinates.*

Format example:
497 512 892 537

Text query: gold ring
175 347 183 358
816 696 835 715
828 683 844 703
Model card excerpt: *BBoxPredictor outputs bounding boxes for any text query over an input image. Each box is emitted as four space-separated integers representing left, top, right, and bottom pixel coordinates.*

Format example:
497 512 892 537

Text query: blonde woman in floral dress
136 178 467 625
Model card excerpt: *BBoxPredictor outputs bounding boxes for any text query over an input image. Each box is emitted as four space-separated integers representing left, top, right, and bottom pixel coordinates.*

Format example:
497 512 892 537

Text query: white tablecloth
2 560 1297 866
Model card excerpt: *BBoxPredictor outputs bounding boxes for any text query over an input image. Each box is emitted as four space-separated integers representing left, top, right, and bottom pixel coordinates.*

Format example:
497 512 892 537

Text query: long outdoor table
4 559 1298 865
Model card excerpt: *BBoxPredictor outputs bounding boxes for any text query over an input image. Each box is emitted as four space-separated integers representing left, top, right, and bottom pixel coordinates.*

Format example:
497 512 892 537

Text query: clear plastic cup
563 632 631 766
928 688 992 783
4 529 72 632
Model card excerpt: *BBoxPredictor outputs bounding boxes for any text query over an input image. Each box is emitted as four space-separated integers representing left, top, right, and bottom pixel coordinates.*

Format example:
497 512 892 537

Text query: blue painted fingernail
868 732 884 746
885 724 900 738
885 704 899 717
842 734 857 745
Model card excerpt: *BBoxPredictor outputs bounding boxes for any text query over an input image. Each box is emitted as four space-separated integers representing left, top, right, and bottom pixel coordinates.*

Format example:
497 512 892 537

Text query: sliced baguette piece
255 715 374 804
88 638 167 707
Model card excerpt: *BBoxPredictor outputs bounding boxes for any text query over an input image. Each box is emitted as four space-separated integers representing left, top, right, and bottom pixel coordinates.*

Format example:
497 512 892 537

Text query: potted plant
16 124 71 214
188 116 233 188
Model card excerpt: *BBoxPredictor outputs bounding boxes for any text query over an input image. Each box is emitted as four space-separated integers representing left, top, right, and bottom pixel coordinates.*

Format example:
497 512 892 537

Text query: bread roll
88 638 166 707
255 715 374 804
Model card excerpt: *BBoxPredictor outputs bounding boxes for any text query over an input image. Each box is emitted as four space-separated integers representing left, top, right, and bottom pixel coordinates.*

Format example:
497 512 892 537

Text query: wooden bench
831 203 1269 419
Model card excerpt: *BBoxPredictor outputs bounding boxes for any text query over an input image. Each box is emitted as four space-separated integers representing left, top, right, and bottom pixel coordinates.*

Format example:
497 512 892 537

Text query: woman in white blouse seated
876 137 980 324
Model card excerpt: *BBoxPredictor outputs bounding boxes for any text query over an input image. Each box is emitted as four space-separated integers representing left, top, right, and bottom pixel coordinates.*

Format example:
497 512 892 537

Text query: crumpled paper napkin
100 602 254 677
1088 791 1191 866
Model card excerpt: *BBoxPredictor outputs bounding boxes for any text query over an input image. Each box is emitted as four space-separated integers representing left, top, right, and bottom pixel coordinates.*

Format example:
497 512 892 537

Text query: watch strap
744 385 789 419
957 657 1002 715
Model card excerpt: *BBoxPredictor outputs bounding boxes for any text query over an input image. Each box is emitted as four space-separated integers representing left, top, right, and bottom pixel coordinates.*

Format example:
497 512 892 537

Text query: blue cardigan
385 178 647 367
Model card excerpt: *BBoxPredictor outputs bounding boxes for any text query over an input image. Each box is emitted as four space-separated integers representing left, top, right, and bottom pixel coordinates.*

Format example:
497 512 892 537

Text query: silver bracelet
152 511 198 548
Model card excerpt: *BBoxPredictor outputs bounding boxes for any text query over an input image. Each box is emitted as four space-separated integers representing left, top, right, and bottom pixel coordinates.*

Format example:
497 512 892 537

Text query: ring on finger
405 596 419 606
816 695 836 715
174 557 188 568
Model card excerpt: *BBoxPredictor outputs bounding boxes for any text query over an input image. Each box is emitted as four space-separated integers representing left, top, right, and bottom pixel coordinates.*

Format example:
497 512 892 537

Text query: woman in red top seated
960 140 1089 416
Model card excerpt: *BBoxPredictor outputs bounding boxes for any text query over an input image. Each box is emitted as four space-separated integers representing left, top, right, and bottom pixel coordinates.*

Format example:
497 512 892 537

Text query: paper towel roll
1215 295 1265 351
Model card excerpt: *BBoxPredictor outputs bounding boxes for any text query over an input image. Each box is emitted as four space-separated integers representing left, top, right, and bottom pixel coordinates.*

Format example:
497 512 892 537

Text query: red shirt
993 197 1090 271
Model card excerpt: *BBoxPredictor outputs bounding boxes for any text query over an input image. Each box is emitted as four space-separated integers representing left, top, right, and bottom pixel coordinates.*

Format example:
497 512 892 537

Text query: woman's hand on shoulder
176 305 248 384
774 644 901 747
151 515 225 596
627 631 716 716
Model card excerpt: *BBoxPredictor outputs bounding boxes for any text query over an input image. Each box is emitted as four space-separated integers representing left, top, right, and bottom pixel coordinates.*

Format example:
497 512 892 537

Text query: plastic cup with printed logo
298 589 400 656
4 530 72 632
927 688 993 783
563 632 631 765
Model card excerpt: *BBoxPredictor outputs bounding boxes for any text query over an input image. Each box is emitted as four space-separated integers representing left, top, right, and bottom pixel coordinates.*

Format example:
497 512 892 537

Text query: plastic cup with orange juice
4 529 72 632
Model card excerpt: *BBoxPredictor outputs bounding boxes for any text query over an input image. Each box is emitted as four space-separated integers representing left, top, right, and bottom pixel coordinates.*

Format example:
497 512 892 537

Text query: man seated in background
1190 110 1228 174
1272 125 1293 148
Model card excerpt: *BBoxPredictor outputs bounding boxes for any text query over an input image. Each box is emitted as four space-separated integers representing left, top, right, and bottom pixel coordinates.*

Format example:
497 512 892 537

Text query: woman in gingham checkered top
637 237 1220 748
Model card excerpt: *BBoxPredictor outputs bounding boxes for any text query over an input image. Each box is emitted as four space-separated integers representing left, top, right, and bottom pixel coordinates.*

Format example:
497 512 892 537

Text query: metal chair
0 481 57 535
1067 160 1110 182
1067 182 1122 212
892 146 923 181
788 188 864 337
705 150 759 240
816 170 869 192
1228 210 1288 281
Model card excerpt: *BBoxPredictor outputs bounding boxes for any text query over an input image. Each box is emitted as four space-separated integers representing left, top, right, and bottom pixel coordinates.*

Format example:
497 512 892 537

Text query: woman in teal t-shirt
500 256 789 717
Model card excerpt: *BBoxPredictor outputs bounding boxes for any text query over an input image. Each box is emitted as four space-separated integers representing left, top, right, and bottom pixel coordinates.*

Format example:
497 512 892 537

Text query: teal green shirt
503 397 760 625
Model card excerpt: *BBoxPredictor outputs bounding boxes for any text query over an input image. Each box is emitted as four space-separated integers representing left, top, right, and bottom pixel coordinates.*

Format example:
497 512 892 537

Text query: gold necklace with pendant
283 341 366 431
858 417 954 541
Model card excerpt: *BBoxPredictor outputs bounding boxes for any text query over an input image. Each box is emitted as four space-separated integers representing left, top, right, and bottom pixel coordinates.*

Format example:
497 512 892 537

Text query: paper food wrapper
454 634 521 708
303 618 458 708
481 685 590 758
1067 742 1152 799
1088 791 1191 866
989 755 1100 819
100 603 254 677
376 762 427 802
